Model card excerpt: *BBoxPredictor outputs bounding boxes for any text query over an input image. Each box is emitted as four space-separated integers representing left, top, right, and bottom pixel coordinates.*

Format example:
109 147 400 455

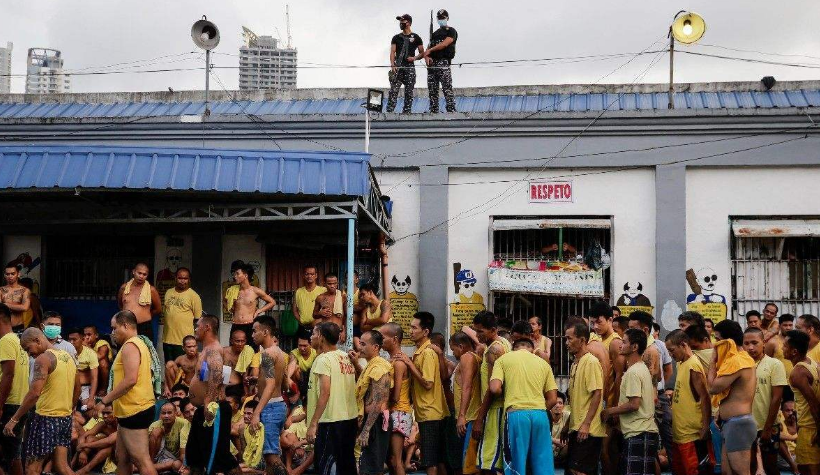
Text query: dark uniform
388 15 423 113
427 10 457 113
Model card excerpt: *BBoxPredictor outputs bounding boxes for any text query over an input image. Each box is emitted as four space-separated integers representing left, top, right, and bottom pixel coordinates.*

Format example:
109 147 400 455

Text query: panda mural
616 282 652 307
389 275 418 345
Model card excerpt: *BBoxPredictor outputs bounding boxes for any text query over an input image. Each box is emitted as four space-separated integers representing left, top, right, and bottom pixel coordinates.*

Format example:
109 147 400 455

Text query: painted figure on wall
686 267 726 304
455 269 484 305
389 275 419 344
6 252 41 295
615 281 652 307
449 262 486 337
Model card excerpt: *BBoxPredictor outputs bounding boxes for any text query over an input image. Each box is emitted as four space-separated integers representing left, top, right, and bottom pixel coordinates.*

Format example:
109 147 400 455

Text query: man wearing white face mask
424 9 458 113
31 312 77 383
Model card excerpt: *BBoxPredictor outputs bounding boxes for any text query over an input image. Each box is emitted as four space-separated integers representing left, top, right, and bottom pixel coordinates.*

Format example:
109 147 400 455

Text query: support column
655 164 687 332
418 165 449 334
345 217 356 349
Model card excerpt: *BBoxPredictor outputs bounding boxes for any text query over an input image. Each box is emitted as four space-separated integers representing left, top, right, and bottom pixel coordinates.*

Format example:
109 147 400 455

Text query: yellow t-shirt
163 288 203 346
601 332 622 352
752 356 788 430
83 417 102 431
411 340 450 422
672 355 706 443
792 360 820 429
693 348 714 373
290 348 318 373
37 349 77 417
491 349 557 412
481 338 512 410
619 361 658 439
148 417 190 458
809 342 820 365
295 286 327 325
94 339 112 360
307 350 357 424
243 425 264 467
355 356 393 417
0 333 29 405
76 345 99 371
112 336 156 418
234 345 256 374
454 352 481 422
285 405 308 439
567 352 605 437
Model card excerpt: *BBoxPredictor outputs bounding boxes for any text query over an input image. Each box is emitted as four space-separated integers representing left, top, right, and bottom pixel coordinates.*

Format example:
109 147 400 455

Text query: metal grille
44 236 154 299
490 220 612 377
732 235 820 318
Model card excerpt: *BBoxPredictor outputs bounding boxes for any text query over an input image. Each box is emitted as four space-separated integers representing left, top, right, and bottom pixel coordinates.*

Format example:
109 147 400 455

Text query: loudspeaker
191 17 220 51
671 12 706 44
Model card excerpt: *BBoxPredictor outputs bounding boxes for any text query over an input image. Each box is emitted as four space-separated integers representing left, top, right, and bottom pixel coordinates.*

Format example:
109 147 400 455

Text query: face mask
438 19 448 27
400 22 408 30
44 325 62 340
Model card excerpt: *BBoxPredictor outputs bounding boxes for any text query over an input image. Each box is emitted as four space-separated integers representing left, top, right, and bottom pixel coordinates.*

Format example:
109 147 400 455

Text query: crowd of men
2 245 820 475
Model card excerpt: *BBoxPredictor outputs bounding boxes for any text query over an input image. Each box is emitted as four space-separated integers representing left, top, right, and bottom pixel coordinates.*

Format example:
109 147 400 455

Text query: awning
732 219 820 238
492 218 611 231
0 145 370 196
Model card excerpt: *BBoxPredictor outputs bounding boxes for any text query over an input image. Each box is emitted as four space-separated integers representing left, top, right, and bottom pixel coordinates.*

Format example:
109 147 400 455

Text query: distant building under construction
0 42 11 94
26 48 70 94
239 27 297 90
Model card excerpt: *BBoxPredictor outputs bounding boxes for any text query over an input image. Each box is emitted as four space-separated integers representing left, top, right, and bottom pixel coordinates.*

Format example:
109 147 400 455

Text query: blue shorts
261 400 288 455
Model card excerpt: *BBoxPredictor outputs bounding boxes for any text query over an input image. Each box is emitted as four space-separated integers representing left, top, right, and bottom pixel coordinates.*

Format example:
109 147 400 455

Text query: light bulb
201 32 210 42
682 20 693 36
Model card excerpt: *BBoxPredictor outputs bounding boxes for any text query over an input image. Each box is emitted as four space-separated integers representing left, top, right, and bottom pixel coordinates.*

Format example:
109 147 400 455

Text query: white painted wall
219 235 266 345
686 166 820 318
446 168 657 336
2 236 42 294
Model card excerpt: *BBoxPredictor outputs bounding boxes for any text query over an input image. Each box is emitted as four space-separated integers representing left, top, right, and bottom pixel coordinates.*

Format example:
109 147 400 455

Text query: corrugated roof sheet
0 89 818 119
0 145 371 196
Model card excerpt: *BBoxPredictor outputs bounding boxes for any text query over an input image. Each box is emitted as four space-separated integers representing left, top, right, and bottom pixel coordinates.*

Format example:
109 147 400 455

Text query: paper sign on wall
529 181 573 203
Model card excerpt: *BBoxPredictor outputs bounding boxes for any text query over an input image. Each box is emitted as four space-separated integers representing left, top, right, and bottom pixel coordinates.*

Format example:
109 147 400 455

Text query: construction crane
286 4 293 49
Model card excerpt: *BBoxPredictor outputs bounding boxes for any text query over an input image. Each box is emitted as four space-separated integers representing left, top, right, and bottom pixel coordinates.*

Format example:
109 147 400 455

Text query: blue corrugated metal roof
0 89 818 119
0 145 371 196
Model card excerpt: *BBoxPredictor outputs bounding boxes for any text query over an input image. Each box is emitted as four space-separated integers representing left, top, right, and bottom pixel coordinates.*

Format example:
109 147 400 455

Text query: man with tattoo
227 264 275 351
0 304 28 475
351 330 393 475
312 273 346 334
163 335 199 397
306 322 358 475
4 327 79 475
117 263 162 343
186 314 240 475
249 315 289 475
0 266 30 332
94 310 157 475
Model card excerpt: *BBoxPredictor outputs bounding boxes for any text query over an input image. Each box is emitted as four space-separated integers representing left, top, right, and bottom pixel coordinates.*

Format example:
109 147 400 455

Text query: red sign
529 181 573 203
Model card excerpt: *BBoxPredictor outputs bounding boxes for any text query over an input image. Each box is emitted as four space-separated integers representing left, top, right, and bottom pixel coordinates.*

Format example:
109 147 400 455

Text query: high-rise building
26 48 70 94
239 27 297 90
0 42 12 94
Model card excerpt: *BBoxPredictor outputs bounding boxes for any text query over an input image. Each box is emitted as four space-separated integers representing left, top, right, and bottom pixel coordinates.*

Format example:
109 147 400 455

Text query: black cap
436 9 449 19
396 14 412 23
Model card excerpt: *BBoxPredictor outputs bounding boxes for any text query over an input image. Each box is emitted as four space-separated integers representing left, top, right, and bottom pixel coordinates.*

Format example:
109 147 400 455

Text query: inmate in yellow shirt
491 349 557 412
37 349 77 417
294 286 326 325
752 356 788 430
0 333 29 406
163 288 203 346
307 350 357 424
618 361 658 439
149 417 190 458
411 339 450 422
672 355 707 443
567 352 605 437
290 347 317 373
234 345 256 374
76 345 99 371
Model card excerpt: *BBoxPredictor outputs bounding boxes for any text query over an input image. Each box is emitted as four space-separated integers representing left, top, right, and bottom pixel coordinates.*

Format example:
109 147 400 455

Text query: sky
2 0 820 93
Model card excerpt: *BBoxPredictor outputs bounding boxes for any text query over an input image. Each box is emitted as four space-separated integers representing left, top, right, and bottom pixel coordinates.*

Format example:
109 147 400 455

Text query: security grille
490 218 612 377
732 235 820 318
44 236 154 299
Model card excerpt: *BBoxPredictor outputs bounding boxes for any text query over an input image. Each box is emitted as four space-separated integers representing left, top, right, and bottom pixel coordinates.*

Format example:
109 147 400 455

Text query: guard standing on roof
424 9 458 113
387 14 426 113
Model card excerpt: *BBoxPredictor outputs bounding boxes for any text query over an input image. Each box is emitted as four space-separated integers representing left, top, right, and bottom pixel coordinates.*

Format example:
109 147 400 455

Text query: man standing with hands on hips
424 9 458 113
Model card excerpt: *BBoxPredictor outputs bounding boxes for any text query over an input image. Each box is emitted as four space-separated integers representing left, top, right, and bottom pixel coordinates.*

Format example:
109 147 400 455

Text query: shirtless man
186 315 240 475
709 320 757 475
223 328 254 386
312 273 346 332
163 335 198 397
1 265 30 331
765 313 796 377
627 311 662 385
227 264 275 351
117 263 162 342
760 303 780 342
250 315 289 474
379 322 412 475
83 326 111 397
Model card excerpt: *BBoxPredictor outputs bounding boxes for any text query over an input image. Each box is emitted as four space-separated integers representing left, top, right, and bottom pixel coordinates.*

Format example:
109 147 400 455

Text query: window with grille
489 217 612 377
732 220 820 318
44 236 154 299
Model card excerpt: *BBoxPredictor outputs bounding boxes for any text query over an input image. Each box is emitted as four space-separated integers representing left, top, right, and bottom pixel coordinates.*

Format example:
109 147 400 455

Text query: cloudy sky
2 0 820 93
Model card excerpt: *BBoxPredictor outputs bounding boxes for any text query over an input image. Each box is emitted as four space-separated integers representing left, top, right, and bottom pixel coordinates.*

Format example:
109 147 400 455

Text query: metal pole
345 217 356 349
365 110 371 153
558 227 564 261
204 49 211 116
668 35 675 109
